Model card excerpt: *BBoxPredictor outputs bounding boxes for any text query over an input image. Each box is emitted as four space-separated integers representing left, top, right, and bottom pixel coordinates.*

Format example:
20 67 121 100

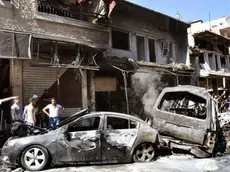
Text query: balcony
37 0 109 26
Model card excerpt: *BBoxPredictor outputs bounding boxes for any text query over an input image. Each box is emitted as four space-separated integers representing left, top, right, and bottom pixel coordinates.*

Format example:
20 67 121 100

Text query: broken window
136 36 145 61
149 39 156 62
107 117 137 129
68 117 100 132
32 38 81 65
215 55 219 70
158 92 207 120
220 56 226 68
112 30 130 50
161 41 174 61
199 54 205 64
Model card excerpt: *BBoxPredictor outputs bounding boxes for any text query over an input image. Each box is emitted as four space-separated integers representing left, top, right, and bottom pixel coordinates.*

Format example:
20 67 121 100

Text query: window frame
67 114 102 132
161 40 175 59
105 115 139 130
111 29 130 51
136 35 146 61
156 91 207 121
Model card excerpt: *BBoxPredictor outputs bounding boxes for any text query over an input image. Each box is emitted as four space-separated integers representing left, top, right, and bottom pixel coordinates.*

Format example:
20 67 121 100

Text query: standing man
11 97 23 123
24 96 38 126
43 98 65 127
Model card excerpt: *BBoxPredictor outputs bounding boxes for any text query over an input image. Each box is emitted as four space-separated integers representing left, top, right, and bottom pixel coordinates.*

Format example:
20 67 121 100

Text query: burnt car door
101 114 139 162
56 114 103 163
152 91 215 145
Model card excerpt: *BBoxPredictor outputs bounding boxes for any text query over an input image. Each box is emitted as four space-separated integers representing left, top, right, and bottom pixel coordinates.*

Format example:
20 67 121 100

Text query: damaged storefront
0 29 103 144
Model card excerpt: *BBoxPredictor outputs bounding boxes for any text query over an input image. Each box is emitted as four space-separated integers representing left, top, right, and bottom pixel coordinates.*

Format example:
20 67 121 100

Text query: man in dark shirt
11 97 23 123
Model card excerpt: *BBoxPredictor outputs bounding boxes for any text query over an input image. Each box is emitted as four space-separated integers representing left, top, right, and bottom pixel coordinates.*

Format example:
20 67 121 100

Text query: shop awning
94 55 139 71
0 30 31 59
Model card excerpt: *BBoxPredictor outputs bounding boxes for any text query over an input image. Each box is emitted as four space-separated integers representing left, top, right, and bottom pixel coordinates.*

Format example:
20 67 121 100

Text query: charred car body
2 109 163 171
150 85 226 158
2 85 230 171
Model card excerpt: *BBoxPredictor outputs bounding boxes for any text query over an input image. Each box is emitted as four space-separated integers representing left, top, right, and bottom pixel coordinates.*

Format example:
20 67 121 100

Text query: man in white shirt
43 98 65 127
24 95 39 126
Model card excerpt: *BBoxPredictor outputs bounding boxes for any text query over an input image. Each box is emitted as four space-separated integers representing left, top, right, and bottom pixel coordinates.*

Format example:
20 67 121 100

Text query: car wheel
133 143 155 162
21 145 49 171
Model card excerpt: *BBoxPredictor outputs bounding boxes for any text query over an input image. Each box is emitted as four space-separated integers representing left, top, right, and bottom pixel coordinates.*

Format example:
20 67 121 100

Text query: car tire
21 145 49 171
133 143 155 162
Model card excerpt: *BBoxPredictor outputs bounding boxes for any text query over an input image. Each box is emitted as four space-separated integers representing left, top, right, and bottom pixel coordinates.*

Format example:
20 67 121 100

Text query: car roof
83 112 146 123
162 85 212 100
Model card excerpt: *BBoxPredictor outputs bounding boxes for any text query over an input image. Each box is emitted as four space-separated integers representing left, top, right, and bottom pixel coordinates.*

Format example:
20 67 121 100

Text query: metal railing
37 1 109 26
38 2 73 18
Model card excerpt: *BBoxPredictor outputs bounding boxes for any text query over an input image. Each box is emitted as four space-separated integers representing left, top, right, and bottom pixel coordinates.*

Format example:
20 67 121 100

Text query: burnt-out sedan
2 109 163 171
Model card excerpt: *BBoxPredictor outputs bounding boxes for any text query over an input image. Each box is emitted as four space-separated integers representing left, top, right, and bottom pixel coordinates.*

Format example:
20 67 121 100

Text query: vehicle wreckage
1 109 163 171
2 85 230 171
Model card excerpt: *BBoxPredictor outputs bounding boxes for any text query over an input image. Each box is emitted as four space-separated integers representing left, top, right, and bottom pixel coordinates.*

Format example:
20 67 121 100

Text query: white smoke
131 72 166 115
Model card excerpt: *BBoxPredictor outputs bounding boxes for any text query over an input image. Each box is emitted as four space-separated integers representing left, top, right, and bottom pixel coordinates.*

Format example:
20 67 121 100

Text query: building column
81 69 88 109
10 59 23 104
87 71 95 112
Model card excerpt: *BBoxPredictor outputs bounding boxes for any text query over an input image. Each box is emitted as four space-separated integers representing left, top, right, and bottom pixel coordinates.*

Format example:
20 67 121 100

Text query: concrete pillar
10 59 23 104
81 69 88 109
87 71 95 112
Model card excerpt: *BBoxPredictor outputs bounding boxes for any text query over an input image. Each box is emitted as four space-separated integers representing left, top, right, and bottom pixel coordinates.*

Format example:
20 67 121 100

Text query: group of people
1 95 65 128
213 91 230 113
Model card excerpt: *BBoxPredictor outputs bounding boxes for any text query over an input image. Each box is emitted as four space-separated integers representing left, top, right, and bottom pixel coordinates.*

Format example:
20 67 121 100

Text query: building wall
0 0 188 65
0 0 109 49
107 11 189 65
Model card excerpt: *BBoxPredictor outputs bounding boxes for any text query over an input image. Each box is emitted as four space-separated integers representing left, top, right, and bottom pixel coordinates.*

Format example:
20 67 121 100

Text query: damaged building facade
188 19 230 93
0 0 190 132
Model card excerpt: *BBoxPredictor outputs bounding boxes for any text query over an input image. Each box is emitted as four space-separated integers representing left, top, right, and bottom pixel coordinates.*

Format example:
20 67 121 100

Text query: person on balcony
76 0 116 24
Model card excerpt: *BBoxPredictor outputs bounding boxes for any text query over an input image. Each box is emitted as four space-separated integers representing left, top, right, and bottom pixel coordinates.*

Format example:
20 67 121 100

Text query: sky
128 0 230 22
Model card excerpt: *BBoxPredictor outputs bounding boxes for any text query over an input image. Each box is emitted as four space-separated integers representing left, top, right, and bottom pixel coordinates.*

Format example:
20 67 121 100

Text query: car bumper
1 146 20 168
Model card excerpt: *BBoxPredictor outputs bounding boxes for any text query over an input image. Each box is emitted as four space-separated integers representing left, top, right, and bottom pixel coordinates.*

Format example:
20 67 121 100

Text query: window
161 41 174 60
107 117 137 130
162 41 170 56
136 36 145 61
158 92 207 120
215 55 219 70
149 39 156 62
199 54 205 64
112 30 129 50
68 117 100 132
220 57 226 68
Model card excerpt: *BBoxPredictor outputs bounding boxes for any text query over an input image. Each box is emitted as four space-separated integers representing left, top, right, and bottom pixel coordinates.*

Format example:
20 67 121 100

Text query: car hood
52 108 88 129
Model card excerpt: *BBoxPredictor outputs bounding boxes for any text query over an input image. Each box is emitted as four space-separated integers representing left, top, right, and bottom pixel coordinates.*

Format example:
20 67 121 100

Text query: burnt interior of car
107 117 137 130
68 117 100 132
158 92 207 120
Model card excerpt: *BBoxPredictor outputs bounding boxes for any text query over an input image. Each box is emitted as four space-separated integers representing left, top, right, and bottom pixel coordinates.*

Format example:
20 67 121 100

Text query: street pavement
1 154 230 172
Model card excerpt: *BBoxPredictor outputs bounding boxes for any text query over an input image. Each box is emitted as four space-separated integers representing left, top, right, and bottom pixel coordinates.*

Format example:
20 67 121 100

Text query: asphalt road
2 154 230 172
35 154 230 172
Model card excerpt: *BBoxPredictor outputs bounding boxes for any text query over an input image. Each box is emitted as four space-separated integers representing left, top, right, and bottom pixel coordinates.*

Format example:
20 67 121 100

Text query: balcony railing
37 0 109 26
38 1 75 19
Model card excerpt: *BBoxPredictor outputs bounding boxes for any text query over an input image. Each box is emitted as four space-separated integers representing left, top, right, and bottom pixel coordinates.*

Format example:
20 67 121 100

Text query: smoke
131 72 166 115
